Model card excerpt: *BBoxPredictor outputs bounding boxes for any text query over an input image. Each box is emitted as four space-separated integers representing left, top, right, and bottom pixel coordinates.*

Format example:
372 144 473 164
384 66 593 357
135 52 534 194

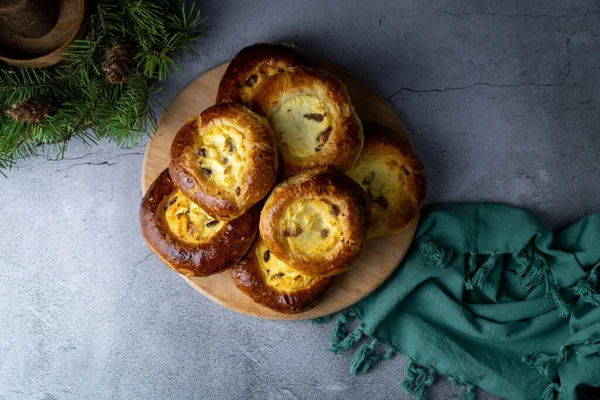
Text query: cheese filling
256 241 313 291
269 94 333 158
163 191 222 244
347 156 407 213
279 198 342 256
197 124 247 191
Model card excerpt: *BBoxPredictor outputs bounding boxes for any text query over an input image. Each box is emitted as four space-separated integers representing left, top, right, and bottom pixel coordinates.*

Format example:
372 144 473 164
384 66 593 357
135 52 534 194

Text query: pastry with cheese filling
216 42 313 106
259 168 370 277
140 169 260 277
346 122 426 238
170 103 278 221
251 67 363 178
230 238 333 313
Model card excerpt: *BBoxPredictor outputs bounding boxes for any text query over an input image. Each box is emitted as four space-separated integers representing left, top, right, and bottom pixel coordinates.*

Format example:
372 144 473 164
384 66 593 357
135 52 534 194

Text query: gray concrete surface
1 0 599 399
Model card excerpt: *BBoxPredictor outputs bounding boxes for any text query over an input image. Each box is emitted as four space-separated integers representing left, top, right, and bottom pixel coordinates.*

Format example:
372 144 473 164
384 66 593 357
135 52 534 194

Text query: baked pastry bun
216 43 313 106
230 238 333 313
259 168 370 277
251 67 363 178
170 103 278 221
140 169 260 277
346 122 426 238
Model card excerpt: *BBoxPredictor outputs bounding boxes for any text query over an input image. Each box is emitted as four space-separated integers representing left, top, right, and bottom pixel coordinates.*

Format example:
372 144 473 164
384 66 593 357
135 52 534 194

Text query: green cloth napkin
319 204 600 400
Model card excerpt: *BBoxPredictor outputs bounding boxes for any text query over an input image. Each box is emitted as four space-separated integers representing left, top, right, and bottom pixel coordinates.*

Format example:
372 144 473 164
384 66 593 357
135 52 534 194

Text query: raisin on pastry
140 169 259 277
259 168 370 277
217 43 313 106
230 238 333 313
346 122 426 238
170 103 278 221
251 67 363 178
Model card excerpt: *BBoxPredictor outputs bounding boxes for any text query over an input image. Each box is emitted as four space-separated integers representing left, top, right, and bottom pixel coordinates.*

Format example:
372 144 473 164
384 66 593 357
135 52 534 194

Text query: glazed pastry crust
259 168 370 277
251 67 363 178
170 103 278 221
230 238 333 313
216 43 313 106
140 169 260 277
346 122 426 238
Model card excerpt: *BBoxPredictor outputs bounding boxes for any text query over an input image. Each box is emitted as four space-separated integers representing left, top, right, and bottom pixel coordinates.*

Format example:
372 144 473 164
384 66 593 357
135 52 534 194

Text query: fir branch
124 0 166 50
166 0 207 54
0 67 58 106
0 0 206 172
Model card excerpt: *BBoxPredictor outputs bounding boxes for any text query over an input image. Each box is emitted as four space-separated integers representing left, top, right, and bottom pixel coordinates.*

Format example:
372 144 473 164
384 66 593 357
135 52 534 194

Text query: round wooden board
141 62 419 320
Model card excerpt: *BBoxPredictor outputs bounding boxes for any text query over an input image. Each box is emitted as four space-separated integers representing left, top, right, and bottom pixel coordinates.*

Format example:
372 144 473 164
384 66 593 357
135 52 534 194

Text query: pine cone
102 43 131 85
7 97 57 124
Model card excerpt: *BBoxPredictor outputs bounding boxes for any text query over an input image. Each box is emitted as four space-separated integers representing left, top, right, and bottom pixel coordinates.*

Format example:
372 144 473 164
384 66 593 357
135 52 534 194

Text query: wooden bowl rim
0 0 86 68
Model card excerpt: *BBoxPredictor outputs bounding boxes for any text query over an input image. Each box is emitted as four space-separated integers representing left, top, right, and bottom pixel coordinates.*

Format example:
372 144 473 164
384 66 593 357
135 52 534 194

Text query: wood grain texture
0 0 85 67
141 62 420 320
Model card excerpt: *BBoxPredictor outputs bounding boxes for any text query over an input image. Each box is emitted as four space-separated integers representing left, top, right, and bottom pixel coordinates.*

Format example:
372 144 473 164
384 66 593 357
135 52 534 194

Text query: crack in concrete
386 31 575 100
56 152 144 174
47 142 146 163
400 9 600 20
28 306 55 329
46 150 102 162
385 76 569 98
240 347 264 368
59 161 117 172
434 9 600 19
118 253 154 303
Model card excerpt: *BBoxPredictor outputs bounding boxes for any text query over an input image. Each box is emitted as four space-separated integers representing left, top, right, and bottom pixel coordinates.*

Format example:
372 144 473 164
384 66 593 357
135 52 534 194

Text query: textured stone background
1 0 599 399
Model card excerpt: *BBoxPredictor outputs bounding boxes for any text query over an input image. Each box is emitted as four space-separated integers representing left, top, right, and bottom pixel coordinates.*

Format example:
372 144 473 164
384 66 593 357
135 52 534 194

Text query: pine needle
0 0 206 172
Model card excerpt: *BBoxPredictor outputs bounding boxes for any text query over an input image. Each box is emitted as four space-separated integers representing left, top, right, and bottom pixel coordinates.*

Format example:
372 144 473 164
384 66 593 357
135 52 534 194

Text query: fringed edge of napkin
314 308 477 400
312 240 600 400
420 240 600 315
420 239 600 399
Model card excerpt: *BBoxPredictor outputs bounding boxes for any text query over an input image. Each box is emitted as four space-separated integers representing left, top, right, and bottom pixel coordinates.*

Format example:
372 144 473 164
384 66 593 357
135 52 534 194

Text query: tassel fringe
463 253 478 290
523 337 600 397
464 384 475 400
320 249 600 400
448 374 462 386
575 336 600 362
330 309 358 353
465 253 498 290
514 247 571 317
328 309 395 376
312 314 333 325
466 253 478 274
575 279 600 306
400 359 435 400
574 263 600 307
331 323 365 354
420 240 453 269
514 248 549 291
446 374 477 399
513 251 530 276
349 339 395 376
538 382 561 400
549 285 570 318
522 345 567 379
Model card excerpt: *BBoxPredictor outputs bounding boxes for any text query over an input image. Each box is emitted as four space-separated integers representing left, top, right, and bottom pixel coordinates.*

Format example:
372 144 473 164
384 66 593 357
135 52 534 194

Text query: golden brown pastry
140 169 260 277
169 103 278 221
251 67 363 178
216 43 313 106
259 168 370 277
346 122 426 238
230 238 333 313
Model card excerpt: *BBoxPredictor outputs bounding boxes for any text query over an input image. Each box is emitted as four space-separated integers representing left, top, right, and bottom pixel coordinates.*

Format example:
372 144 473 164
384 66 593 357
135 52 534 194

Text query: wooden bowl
0 0 86 68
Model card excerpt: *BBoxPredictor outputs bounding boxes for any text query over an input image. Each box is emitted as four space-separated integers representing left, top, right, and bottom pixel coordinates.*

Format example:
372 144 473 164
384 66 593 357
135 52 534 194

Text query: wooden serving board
141 62 419 320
